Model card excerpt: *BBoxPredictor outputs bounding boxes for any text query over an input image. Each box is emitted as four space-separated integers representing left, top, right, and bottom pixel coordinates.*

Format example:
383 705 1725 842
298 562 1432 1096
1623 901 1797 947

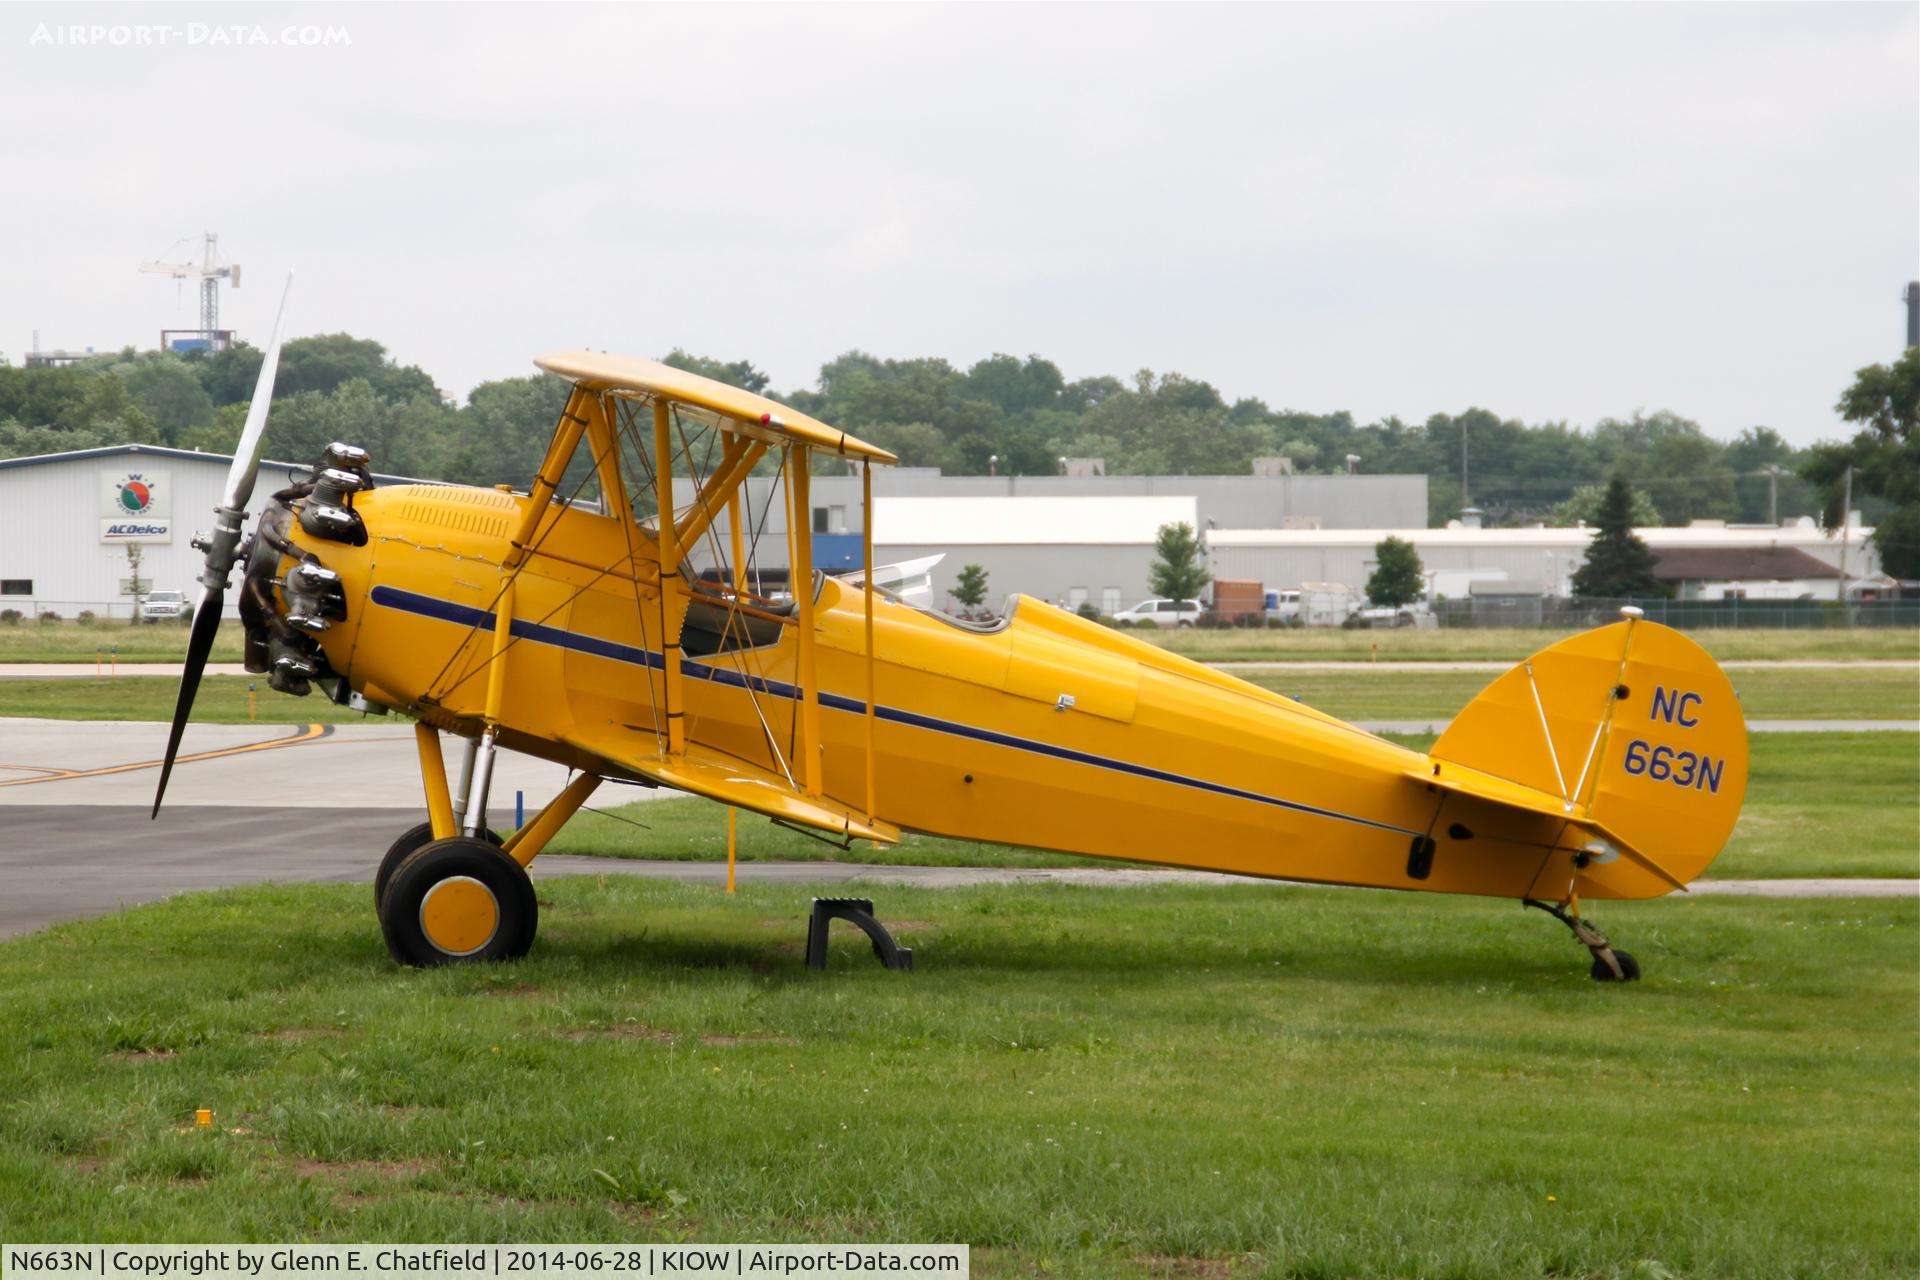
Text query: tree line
0 333 1903 555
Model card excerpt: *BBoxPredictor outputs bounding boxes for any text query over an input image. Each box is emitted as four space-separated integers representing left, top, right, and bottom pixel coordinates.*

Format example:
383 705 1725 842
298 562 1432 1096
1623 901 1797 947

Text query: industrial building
0 443 418 619
740 468 1431 610
1209 520 1881 604
0 441 1883 622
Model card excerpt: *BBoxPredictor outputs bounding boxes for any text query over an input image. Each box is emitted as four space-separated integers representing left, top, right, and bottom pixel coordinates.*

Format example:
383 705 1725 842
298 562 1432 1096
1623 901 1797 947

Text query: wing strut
654 399 687 756
862 458 878 827
505 386 590 571
789 443 822 795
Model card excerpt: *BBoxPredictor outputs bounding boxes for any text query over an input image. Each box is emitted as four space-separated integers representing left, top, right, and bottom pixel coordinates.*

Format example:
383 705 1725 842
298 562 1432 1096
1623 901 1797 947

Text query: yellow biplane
156 284 1748 980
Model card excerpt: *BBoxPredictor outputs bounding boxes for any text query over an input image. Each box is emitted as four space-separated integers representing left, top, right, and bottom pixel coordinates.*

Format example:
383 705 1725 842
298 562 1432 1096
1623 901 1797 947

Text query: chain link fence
1433 597 1920 629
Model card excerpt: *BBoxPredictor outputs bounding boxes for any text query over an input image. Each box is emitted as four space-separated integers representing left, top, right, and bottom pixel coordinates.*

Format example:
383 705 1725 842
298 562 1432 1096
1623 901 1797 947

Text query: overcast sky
2 2 1913 445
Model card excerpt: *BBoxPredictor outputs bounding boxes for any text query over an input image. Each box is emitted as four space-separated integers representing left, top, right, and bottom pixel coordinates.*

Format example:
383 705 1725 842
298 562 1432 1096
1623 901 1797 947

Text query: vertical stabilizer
1430 618 1749 891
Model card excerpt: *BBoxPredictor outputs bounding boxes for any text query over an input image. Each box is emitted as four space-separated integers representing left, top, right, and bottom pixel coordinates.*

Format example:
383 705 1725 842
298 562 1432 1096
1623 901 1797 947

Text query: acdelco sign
100 470 172 543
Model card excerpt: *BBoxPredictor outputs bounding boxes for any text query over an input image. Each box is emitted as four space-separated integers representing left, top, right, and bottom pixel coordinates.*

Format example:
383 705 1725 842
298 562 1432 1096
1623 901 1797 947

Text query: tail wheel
380 838 537 967
1590 950 1642 983
375 821 501 912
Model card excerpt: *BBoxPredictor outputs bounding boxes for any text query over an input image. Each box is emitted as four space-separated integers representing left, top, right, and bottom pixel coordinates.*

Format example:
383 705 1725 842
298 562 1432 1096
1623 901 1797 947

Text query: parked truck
1208 578 1267 625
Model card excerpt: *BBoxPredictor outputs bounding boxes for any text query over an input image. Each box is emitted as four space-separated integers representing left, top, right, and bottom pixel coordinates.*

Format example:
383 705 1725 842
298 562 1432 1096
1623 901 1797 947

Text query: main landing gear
1524 897 1641 982
383 836 538 966
377 723 601 968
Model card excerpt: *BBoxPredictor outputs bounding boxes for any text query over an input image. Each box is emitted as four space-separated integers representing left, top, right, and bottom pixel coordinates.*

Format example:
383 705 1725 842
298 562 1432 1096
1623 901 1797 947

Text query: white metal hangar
0 443 421 619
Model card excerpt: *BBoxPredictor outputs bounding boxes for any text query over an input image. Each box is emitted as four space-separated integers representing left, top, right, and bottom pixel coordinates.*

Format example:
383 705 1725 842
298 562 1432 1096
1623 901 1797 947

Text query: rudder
1430 615 1748 895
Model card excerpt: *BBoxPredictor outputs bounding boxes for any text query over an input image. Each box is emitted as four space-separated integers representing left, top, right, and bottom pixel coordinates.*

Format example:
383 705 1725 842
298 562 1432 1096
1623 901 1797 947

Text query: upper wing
535 350 898 464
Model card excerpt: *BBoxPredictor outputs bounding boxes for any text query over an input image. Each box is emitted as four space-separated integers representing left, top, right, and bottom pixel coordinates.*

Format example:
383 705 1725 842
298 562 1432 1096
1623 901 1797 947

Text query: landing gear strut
1524 897 1641 982
379 723 603 968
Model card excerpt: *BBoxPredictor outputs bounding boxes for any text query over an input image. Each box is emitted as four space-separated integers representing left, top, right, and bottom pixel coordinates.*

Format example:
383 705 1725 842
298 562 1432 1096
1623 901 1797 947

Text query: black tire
374 821 502 912
1590 949 1641 982
380 837 537 967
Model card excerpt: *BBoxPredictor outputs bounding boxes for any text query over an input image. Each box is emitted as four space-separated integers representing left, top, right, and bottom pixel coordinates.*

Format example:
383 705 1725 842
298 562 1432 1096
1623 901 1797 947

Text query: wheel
374 822 504 911
374 821 501 912
379 837 537 967
1590 949 1641 982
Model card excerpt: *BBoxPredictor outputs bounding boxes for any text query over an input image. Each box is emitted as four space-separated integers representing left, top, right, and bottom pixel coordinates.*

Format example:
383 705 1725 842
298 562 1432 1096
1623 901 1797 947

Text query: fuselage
286 482 1578 898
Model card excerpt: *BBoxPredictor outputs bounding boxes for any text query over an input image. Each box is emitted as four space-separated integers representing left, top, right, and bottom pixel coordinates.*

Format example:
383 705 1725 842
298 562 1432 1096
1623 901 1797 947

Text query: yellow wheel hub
419 875 500 956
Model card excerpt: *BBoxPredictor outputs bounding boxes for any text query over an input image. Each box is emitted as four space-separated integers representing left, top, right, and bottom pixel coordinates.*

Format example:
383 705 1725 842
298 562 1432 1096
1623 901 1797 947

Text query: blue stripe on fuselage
368 584 1419 837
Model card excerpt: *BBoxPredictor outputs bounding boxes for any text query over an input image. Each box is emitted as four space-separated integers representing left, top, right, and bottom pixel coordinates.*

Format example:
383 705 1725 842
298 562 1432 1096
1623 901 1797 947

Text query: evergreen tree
1366 536 1424 607
1149 522 1211 600
1571 477 1666 598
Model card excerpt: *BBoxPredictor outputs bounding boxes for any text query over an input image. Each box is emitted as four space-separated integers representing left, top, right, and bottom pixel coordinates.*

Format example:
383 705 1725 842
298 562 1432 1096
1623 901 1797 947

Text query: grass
2 619 1916 665
1240 665 1919 721
3 664 1914 726
1710 732 1920 879
0 618 244 664
0 676 370 724
557 732 1919 881
0 879 1911 1275
1149 626 1920 663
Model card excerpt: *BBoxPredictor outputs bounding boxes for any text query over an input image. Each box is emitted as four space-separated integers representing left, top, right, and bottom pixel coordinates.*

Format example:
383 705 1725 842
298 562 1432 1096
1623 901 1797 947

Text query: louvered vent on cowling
387 485 515 540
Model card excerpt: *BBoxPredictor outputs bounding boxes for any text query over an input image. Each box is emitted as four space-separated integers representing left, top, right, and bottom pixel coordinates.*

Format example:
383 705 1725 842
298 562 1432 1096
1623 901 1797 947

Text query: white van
1112 598 1203 628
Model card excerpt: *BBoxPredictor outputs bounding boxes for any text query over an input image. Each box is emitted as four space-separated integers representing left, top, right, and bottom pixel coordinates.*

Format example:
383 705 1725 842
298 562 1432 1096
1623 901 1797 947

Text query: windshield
149 591 184 602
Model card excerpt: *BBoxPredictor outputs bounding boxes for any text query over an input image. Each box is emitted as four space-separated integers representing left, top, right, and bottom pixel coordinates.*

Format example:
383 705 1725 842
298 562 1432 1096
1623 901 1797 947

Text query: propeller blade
152 273 293 818
223 274 293 511
151 585 226 817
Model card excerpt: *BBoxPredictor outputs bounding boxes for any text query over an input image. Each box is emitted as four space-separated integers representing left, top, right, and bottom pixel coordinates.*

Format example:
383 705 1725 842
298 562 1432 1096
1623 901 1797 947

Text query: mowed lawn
0 880 1912 1277
0 676 373 725
0 619 243 664
553 731 1919 880
0 663 1913 724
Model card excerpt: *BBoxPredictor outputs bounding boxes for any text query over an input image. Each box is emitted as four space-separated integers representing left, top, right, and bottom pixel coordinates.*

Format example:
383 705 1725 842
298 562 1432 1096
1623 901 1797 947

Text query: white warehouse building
1209 521 1882 602
0 443 420 619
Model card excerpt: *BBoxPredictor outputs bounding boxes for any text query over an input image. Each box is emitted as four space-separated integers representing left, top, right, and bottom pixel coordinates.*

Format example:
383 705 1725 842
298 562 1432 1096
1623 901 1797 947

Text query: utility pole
1761 464 1786 526
1460 422 1470 508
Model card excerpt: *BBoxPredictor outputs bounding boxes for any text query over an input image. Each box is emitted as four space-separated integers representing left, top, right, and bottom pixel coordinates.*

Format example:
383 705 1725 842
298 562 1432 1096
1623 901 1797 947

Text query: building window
0 580 30 596
1102 587 1120 614
1068 587 1088 611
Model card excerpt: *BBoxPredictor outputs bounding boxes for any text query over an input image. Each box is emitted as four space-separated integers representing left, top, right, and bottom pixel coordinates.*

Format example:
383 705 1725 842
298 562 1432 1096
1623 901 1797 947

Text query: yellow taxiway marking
0 723 332 789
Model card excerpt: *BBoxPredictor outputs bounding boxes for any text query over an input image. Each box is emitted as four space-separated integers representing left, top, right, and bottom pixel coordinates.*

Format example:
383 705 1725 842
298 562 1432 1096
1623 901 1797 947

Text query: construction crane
140 232 241 352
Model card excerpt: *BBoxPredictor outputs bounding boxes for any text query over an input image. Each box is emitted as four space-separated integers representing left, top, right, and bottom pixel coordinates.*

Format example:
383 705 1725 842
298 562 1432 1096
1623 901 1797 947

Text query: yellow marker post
247 683 257 723
194 1108 212 1128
